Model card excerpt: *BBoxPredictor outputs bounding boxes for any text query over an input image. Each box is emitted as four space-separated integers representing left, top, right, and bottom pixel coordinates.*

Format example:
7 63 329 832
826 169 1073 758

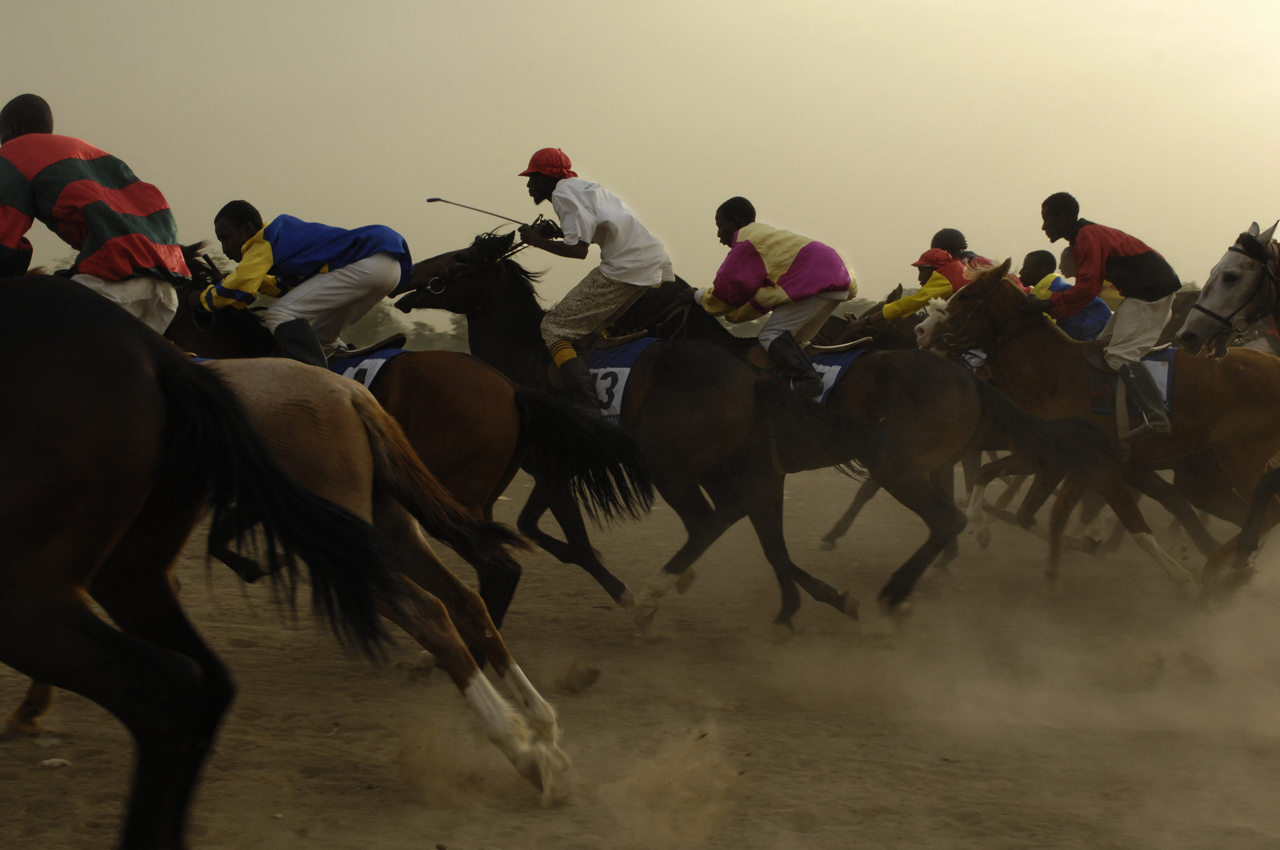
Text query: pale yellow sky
4 0 1279 318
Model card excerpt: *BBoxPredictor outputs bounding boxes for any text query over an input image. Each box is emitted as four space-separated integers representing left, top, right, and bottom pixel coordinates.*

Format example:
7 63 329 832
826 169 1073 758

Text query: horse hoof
839 591 860 620
976 527 991 549
769 622 796 643
675 569 697 595
2 717 41 738
617 589 636 611
818 539 837 551
877 596 911 620
632 600 658 635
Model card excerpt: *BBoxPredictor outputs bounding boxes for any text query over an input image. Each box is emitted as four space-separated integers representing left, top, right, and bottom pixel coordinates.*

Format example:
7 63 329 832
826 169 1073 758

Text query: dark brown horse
918 259 1280 589
169 249 652 624
395 233 1120 615
0 276 400 849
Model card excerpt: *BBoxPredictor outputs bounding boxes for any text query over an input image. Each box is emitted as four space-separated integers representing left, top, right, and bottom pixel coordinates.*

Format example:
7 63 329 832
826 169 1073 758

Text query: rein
1190 235 1280 335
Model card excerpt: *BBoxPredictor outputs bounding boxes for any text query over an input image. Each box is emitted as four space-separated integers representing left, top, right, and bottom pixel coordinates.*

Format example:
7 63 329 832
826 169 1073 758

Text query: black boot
1118 362 1172 434
557 357 603 418
768 331 825 398
271 318 327 368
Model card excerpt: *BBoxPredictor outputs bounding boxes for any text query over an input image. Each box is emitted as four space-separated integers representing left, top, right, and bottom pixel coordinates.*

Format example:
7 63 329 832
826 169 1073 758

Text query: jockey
516 148 674 415
691 196 855 398
848 230 992 335
200 201 411 368
1019 249 1110 341
1027 192 1180 433
0 94 189 333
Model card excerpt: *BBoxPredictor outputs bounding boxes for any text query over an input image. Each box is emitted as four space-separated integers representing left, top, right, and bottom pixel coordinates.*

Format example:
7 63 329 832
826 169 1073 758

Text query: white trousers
758 294 842 347
264 252 401 351
72 274 177 335
1099 293 1175 372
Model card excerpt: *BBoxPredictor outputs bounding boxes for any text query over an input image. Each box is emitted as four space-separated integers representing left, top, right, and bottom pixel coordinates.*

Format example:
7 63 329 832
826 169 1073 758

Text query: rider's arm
0 166 34 276
517 227 590 259
699 240 766 317
199 232 276 311
883 272 952 321
1049 230 1103 320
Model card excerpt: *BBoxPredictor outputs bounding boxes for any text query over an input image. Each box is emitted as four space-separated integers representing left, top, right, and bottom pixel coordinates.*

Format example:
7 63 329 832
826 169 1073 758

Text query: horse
1176 221 1280 574
0 276 402 850
395 233 1120 615
169 247 652 624
917 259 1280 591
8 358 570 801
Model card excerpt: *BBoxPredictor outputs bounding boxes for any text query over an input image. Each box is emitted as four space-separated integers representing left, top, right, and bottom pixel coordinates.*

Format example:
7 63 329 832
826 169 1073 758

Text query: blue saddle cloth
584 337 660 423
1089 347 1176 416
810 349 867 405
329 348 408 388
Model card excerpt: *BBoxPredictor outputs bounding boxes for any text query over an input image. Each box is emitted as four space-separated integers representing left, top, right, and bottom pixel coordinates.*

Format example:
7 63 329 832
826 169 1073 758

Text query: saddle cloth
584 337 660 424
330 348 408 389
1088 347 1176 417
809 349 867 405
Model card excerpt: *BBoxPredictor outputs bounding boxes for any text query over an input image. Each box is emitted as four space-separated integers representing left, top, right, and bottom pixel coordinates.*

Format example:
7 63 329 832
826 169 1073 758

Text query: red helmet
911 248 954 269
518 148 577 179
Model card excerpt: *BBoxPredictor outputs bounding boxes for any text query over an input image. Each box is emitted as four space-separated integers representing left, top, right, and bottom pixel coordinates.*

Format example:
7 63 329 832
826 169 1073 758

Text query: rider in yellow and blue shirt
1019 250 1110 341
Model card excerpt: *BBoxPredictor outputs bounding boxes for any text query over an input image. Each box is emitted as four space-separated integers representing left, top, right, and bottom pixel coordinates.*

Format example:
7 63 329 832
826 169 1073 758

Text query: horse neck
983 317 1082 415
166 302 275 359
459 271 550 387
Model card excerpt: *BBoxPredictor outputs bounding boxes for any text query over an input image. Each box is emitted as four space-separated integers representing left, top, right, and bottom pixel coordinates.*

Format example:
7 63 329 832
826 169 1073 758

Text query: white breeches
264 252 401 350
1099 293 1175 372
72 274 177 335
758 295 842 347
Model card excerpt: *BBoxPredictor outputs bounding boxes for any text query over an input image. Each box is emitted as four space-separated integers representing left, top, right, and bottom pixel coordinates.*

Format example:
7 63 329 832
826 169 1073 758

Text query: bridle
1189 234 1280 336
935 276 1005 355
415 233 532 297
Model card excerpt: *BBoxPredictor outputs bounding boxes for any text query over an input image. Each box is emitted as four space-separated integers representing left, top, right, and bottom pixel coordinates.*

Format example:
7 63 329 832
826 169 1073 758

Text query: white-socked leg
498 664 570 772
632 569 684 633
1131 532 1200 597
964 483 988 536
463 671 565 805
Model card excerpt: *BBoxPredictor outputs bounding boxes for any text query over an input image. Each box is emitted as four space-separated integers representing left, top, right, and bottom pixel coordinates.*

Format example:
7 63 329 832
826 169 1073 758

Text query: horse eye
1222 271 1240 284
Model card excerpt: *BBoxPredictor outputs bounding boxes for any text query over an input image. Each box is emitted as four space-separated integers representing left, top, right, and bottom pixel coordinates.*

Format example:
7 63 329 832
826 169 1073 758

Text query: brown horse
9 359 570 801
395 233 1120 615
169 248 653 623
917 259 1280 589
0 277 401 849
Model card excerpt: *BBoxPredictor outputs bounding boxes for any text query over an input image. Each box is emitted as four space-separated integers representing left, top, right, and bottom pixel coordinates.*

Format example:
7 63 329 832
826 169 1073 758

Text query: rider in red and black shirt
0 94 189 333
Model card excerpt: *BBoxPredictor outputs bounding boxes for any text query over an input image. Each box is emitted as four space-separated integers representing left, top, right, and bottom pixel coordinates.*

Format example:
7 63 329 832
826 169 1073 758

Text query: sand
5 468 1280 849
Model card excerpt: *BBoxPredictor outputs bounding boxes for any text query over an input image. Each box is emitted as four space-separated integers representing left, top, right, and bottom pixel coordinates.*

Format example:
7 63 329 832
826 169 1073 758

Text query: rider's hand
186 288 206 308
536 219 564 239
517 224 540 246
1022 294 1054 314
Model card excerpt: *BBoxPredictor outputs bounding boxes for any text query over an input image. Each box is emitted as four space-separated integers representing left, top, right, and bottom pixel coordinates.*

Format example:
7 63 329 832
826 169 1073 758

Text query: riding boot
768 331 825 398
1118 362 1172 434
557 356 603 418
271 318 327 369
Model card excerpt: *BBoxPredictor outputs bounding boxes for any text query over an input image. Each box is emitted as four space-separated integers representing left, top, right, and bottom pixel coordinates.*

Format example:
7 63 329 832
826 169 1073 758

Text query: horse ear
500 231 516 251
1260 221 1279 244
887 283 903 303
995 258 1012 279
1247 222 1261 237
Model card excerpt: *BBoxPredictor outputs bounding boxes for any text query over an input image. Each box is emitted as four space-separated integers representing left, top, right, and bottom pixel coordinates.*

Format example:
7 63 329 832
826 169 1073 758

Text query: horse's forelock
1233 232 1273 264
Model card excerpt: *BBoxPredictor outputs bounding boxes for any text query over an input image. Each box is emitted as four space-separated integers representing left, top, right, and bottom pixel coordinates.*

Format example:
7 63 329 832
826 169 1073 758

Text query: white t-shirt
551 178 673 286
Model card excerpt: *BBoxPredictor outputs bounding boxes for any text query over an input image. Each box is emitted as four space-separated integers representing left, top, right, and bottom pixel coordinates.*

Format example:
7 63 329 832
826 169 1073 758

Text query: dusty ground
6 469 1280 850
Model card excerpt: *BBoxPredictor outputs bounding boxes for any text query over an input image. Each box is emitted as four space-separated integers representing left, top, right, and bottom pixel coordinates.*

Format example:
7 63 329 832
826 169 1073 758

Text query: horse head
1177 221 1279 357
165 243 275 358
913 258 1018 351
394 230 543 323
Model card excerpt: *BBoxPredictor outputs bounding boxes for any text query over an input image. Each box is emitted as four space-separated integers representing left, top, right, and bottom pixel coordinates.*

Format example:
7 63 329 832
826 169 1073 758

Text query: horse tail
152 353 399 657
753 380 886 475
970 375 1123 471
347 383 530 556
514 387 654 523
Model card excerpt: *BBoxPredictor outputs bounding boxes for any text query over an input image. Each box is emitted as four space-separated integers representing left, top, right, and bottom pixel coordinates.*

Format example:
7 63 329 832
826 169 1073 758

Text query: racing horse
0 277 400 850
918 258 1280 590
169 247 652 625
394 232 1119 615
8 358 570 802
1177 221 1280 575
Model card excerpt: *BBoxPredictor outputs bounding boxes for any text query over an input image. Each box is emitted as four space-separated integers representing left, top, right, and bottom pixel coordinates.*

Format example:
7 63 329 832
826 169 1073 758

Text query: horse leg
4 680 55 736
965 454 1033 545
382 577 563 803
1094 467 1199 596
1046 473 1088 590
375 499 566 757
875 470 968 612
930 464 961 571
1226 467 1280 573
1127 467 1222 557
742 476 858 629
632 477 746 635
819 476 881 551
993 474 1029 513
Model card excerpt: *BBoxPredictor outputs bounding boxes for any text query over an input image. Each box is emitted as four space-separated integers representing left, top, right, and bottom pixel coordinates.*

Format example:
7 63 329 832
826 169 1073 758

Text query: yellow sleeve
199 230 276 311
882 272 952 321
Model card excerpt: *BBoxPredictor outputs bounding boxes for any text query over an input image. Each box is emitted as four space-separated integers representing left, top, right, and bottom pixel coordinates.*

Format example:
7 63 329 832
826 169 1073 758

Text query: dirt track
6 469 1280 850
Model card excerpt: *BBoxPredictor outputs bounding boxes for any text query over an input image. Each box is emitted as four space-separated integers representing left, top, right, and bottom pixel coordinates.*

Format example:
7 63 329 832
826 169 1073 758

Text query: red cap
518 148 577 179
911 248 953 269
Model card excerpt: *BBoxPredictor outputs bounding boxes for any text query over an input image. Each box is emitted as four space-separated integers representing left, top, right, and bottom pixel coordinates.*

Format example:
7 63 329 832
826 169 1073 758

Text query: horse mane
468 230 547 316
177 241 269 328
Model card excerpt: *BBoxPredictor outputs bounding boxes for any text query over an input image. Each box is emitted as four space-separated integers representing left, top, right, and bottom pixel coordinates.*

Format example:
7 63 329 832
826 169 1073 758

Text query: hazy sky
4 0 1280 321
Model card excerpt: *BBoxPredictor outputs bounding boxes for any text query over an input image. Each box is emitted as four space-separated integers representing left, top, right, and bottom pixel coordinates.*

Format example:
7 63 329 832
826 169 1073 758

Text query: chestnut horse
917 259 1280 590
169 249 652 624
1177 222 1280 574
395 233 1119 615
0 277 400 849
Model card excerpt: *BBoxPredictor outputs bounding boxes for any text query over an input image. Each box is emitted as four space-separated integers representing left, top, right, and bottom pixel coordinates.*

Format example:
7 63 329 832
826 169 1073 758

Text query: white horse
1177 221 1279 357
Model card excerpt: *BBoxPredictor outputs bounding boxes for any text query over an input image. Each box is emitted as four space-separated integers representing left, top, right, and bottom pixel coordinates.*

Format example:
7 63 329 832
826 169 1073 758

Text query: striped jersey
0 134 189 283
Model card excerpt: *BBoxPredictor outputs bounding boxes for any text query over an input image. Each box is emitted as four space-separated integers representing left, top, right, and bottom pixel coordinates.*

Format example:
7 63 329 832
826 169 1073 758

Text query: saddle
1083 341 1174 441
327 333 407 367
